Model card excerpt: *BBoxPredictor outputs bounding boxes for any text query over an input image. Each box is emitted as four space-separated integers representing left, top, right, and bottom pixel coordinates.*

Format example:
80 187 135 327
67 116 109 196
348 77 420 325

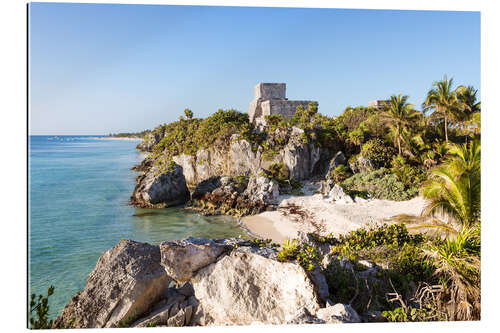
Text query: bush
265 163 290 182
29 285 55 329
342 168 419 201
360 138 394 168
277 239 322 271
326 224 424 256
391 156 427 188
330 165 351 183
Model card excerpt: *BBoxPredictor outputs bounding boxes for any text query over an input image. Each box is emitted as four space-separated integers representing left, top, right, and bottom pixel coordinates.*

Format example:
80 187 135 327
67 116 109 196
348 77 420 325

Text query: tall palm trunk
444 113 449 142
397 124 402 156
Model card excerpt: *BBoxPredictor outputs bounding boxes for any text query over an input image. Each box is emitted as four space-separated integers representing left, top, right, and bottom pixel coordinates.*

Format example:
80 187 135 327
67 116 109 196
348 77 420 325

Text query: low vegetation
342 168 418 201
29 285 55 329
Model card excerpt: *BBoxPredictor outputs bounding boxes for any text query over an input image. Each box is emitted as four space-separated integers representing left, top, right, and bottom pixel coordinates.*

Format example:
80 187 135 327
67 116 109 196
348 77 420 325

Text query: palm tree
381 94 421 156
423 76 461 142
455 86 481 139
420 140 480 229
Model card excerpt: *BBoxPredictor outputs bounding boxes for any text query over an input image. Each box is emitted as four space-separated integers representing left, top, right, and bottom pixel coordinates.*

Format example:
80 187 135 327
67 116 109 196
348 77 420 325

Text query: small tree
29 285 54 329
184 108 193 120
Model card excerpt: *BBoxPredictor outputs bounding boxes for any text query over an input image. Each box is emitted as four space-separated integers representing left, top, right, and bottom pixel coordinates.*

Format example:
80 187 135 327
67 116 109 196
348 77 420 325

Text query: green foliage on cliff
29 285 55 329
154 109 252 157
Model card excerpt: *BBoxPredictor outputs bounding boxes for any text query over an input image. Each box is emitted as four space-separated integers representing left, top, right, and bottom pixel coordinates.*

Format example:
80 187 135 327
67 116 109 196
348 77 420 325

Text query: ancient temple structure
248 83 317 126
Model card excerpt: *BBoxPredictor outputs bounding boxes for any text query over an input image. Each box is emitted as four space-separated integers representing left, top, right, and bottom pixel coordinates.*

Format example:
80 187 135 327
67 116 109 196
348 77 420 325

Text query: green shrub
342 168 419 201
233 175 249 192
266 163 289 181
383 306 435 322
360 138 394 167
29 285 54 329
327 224 425 258
277 239 322 271
248 238 280 248
260 163 302 193
391 156 427 187
330 165 351 183
265 114 289 132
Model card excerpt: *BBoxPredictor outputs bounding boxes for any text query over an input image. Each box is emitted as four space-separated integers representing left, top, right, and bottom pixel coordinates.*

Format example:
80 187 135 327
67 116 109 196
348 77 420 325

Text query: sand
241 191 427 245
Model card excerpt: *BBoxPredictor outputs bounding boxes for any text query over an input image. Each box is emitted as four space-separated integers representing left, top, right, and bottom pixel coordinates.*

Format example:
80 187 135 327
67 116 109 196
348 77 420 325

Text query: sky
29 3 480 135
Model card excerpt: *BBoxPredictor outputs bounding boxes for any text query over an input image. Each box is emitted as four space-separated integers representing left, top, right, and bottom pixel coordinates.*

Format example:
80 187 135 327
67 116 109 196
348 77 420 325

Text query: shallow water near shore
28 136 247 318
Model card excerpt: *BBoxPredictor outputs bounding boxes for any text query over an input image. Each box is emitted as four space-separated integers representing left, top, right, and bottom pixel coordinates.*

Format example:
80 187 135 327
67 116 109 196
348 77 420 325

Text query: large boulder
316 303 361 323
131 163 190 208
190 249 321 325
281 127 321 180
327 184 354 204
159 237 228 283
53 240 171 328
243 175 279 205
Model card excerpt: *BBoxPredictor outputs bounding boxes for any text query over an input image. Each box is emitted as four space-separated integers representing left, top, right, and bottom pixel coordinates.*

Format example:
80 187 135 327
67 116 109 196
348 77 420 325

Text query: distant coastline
94 136 143 141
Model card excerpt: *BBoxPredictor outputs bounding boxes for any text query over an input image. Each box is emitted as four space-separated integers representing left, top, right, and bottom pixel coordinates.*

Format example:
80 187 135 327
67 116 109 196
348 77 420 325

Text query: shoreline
93 136 143 141
241 193 427 245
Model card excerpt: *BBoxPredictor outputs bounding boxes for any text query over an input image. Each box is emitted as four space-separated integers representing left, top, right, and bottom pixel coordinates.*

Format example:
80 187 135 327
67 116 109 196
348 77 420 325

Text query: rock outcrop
189 175 279 217
159 237 227 283
136 130 164 152
327 184 354 204
316 303 361 323
131 285 196 327
54 240 171 328
139 130 322 190
131 163 190 208
243 175 279 205
56 237 365 328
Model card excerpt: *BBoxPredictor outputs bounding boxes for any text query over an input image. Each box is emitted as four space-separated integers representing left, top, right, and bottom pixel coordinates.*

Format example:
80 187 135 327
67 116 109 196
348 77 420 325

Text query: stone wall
248 82 317 125
261 100 315 119
255 83 286 100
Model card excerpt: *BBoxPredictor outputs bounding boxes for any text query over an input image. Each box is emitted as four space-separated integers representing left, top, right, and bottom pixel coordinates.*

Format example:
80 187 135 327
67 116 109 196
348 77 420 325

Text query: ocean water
28 136 247 318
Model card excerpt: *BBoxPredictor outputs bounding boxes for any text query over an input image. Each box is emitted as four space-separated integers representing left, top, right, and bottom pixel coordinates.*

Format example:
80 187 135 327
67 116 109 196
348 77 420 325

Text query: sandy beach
241 188 427 244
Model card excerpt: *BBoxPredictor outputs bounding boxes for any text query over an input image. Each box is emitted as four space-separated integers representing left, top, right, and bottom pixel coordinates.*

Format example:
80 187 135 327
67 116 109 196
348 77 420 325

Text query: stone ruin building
368 99 390 110
248 83 317 126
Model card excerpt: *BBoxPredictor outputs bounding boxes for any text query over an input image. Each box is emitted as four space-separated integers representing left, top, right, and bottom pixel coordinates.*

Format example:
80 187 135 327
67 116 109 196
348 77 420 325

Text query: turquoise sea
28 135 246 318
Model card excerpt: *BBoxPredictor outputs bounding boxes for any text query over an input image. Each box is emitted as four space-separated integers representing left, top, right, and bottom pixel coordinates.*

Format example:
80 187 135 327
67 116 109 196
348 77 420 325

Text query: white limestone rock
190 250 321 325
316 303 361 323
54 240 171 328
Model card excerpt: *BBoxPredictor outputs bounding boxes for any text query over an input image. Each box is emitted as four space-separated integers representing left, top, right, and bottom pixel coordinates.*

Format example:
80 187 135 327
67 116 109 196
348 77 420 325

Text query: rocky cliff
132 126 329 210
54 237 362 328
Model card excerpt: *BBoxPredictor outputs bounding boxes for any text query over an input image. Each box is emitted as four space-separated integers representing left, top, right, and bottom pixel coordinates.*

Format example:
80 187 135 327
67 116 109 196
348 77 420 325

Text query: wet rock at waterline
53 240 171 328
131 163 190 208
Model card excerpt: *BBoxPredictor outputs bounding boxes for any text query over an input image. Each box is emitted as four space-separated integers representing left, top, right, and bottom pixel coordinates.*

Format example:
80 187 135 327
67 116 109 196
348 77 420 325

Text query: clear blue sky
29 3 480 135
